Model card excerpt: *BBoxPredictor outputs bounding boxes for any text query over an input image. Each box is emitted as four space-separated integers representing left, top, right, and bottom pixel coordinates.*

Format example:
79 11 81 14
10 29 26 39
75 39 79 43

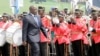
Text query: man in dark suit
22 5 49 56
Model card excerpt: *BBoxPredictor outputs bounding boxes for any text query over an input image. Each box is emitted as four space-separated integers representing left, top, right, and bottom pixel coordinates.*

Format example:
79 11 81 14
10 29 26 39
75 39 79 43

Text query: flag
10 0 23 14
14 0 19 15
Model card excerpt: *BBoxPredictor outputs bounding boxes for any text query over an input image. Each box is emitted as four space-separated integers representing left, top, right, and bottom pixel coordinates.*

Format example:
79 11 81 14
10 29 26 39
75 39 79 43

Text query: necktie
34 15 39 26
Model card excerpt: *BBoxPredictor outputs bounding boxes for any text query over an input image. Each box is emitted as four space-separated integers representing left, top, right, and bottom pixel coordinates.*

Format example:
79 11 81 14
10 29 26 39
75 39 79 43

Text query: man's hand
23 41 27 46
47 36 51 43
13 44 17 47
45 28 49 32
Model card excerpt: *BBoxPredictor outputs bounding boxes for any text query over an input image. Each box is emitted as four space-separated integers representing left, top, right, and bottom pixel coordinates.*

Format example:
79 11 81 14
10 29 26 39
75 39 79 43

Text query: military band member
17 15 25 56
52 13 70 56
88 11 100 56
68 10 88 56
95 11 100 56
0 13 10 56
38 6 52 56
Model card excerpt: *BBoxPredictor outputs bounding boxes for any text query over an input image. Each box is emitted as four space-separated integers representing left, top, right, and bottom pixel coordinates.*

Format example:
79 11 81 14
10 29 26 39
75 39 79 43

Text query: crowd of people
0 5 100 56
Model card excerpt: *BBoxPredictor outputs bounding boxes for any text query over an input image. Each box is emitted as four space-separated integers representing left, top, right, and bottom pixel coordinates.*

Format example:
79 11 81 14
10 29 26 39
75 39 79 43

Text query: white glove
46 28 49 32
89 27 93 32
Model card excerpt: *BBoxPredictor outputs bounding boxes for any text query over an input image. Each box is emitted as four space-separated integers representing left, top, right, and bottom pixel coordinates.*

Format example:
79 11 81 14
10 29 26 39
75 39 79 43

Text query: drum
0 28 6 47
13 28 22 46
6 22 21 46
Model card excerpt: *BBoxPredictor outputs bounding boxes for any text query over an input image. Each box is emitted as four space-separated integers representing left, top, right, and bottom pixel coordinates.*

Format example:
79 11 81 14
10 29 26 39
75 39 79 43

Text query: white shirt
31 14 39 26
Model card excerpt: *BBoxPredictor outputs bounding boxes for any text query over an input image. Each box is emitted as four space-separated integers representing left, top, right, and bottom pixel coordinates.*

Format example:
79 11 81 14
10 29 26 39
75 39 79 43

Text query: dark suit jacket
22 13 48 42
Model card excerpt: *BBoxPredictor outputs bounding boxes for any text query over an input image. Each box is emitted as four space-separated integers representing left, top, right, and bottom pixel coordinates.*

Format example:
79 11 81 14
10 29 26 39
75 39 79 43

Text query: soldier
62 8 69 23
95 11 100 56
49 10 59 56
87 11 97 56
38 6 52 56
68 10 88 56
17 15 25 56
0 13 10 56
88 11 100 56
52 14 70 56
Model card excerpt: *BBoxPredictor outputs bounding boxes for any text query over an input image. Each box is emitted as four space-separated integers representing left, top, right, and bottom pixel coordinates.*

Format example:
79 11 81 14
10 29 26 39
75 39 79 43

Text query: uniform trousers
0 43 9 56
72 40 84 56
40 42 48 56
55 41 64 56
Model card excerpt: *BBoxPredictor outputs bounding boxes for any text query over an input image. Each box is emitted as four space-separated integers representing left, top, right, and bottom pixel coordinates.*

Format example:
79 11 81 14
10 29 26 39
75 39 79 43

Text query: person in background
30 0 34 3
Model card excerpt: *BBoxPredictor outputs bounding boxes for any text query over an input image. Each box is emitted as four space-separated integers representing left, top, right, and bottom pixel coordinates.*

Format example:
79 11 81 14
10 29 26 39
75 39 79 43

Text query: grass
0 0 85 15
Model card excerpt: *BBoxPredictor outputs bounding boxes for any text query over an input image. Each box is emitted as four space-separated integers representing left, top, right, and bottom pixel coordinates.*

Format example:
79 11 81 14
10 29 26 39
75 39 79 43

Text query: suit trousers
29 42 40 56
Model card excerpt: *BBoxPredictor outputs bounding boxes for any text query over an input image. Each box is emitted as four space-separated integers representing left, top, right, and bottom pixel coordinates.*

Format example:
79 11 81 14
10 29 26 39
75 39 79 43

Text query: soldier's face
92 13 97 19
38 10 44 15
93 16 97 20
52 11 57 17
59 17 64 22
2 16 7 21
75 12 81 18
